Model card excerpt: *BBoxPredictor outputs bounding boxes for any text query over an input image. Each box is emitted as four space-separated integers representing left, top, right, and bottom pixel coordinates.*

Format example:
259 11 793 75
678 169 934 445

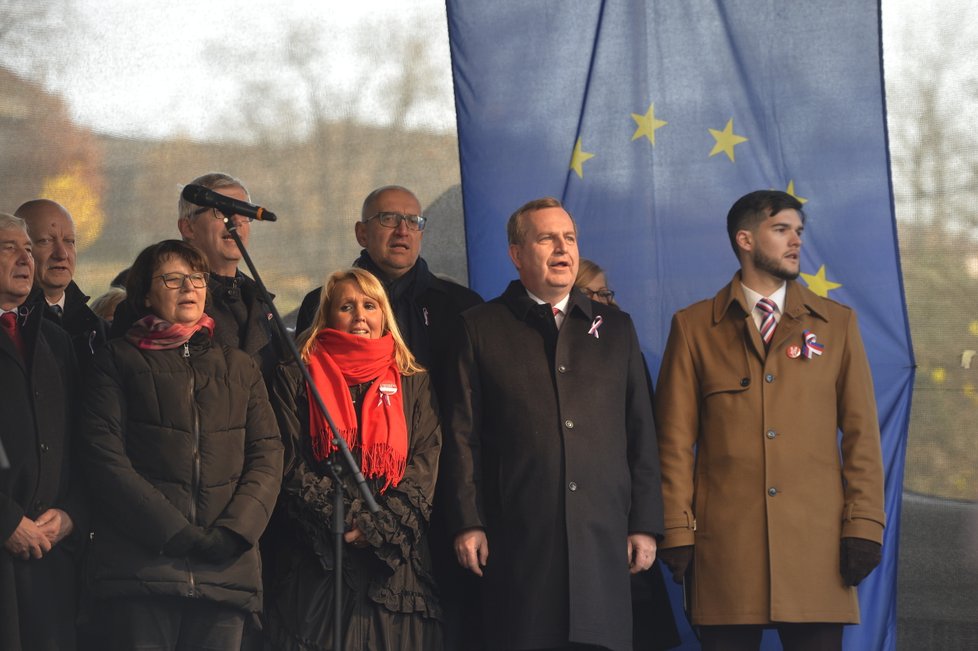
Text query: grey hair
178 172 250 222
0 213 28 234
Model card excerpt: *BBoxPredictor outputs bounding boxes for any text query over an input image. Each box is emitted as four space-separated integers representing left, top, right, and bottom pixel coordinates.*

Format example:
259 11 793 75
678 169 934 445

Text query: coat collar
712 270 830 325
500 280 593 323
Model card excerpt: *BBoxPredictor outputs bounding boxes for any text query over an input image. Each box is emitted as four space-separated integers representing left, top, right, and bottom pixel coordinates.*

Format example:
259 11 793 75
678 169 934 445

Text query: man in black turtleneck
110 172 282 383
295 185 482 389
294 185 483 648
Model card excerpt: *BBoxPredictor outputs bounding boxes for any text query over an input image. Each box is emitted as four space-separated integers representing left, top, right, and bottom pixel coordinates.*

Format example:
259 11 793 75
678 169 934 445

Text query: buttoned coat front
444 281 663 651
655 273 885 625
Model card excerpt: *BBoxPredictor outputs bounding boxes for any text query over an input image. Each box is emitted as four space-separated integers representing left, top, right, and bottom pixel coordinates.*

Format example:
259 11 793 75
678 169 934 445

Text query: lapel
713 272 767 362
0 326 26 374
769 280 830 354
713 273 831 363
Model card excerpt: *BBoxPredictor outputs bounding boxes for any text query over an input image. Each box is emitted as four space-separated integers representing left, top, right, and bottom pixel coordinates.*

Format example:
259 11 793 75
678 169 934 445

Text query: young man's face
746 208 803 282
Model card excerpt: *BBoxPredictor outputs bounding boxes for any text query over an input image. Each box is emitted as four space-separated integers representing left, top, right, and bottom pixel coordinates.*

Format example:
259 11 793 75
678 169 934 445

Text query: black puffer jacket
80 330 284 613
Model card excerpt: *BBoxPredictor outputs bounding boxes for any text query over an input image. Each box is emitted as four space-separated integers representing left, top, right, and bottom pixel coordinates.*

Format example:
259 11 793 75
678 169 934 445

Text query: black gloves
194 527 248 563
162 525 247 563
658 545 694 584
162 524 204 556
840 537 882 586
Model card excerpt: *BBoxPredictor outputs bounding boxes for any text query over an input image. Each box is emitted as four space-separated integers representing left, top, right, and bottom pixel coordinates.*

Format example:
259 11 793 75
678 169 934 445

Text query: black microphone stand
218 210 378 651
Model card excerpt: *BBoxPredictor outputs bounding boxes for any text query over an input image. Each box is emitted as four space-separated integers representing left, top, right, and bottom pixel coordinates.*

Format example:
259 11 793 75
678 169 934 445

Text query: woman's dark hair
126 239 209 317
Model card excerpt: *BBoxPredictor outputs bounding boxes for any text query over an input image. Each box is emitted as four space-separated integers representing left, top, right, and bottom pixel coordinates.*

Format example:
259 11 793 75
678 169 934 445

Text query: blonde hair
575 258 619 307
299 268 423 375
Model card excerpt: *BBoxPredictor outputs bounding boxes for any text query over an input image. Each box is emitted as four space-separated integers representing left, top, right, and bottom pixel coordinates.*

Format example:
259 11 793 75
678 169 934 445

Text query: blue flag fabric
448 1 912 650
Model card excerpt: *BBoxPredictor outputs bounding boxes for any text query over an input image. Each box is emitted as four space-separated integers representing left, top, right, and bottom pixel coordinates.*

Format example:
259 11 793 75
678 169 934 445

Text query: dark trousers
700 623 843 651
106 596 246 651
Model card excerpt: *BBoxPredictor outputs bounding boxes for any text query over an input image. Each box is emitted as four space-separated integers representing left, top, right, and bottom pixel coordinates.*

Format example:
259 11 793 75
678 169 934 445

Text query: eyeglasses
581 288 616 301
155 272 210 289
192 206 255 223
365 212 427 231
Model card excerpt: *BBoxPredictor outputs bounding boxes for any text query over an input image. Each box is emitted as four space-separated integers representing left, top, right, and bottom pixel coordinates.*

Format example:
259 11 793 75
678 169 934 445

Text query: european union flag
448 1 912 649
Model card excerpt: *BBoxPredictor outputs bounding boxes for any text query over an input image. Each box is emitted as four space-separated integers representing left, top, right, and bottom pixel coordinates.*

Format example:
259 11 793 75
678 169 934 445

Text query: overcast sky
5 0 974 143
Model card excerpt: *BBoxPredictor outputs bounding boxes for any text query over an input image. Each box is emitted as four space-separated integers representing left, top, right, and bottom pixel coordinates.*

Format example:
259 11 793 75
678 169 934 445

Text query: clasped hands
3 509 74 560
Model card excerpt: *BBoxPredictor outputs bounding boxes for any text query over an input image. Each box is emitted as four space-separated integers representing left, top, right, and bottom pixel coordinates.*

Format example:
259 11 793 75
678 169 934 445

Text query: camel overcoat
444 281 663 651
654 273 885 625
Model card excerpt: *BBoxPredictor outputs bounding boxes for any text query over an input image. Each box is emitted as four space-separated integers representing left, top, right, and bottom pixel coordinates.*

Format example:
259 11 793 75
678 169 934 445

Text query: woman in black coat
264 267 443 651
80 240 283 650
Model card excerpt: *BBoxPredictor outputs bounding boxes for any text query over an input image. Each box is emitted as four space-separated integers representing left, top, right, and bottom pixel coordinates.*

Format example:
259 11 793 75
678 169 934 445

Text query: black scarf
354 251 432 368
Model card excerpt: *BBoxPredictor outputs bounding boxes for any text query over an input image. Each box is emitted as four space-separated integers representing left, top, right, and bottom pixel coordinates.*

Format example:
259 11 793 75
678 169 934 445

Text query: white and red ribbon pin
377 382 398 407
588 315 604 339
801 330 824 359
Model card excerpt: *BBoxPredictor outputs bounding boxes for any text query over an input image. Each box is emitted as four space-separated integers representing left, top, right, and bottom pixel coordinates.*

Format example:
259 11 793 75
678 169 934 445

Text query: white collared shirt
47 293 66 311
526 289 570 330
741 282 786 332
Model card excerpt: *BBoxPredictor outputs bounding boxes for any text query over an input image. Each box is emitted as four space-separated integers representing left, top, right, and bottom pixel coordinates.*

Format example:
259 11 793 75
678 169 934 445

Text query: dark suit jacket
1 303 82 651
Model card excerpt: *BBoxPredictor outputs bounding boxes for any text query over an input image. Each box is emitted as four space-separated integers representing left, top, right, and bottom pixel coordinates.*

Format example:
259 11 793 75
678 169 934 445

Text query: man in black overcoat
0 213 83 651
444 197 664 651
16 199 107 372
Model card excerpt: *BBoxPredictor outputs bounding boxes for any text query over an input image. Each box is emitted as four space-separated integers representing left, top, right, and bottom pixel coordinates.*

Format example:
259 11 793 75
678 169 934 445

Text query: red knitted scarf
306 329 407 492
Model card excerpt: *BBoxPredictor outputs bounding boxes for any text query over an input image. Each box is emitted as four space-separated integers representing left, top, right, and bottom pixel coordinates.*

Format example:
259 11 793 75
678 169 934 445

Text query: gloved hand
840 537 882 586
657 545 694 584
162 524 204 557
193 527 248 563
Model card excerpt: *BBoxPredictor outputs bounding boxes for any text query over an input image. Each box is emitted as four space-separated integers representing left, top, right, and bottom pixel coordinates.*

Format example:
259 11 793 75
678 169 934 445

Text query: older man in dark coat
0 213 83 651
16 199 107 371
444 197 664 651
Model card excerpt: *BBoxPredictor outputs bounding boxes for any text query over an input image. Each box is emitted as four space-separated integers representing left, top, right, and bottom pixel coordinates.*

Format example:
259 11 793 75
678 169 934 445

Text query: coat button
740 377 750 387
40 443 50 452
557 364 568 373
564 419 575 429
766 430 776 440
765 373 775 383
568 481 578 491
767 487 778 497
33 500 44 511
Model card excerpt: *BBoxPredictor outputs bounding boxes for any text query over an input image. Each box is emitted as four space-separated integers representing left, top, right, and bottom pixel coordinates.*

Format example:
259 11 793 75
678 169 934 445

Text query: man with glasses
296 185 482 378
110 172 283 383
294 184 483 648
16 199 107 370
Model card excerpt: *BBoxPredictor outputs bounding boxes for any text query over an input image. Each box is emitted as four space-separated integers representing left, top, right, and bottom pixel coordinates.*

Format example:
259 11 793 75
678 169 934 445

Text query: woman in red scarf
79 240 284 650
265 267 443 650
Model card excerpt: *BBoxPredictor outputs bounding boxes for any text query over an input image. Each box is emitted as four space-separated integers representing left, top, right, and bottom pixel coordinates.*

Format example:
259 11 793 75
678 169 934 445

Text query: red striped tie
756 297 777 346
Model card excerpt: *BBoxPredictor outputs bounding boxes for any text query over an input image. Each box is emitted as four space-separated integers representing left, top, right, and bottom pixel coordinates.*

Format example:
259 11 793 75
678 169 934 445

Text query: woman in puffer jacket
80 239 283 651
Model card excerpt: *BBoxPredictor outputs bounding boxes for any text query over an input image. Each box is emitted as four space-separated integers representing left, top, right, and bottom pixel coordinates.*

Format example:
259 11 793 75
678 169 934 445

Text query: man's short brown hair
507 197 575 245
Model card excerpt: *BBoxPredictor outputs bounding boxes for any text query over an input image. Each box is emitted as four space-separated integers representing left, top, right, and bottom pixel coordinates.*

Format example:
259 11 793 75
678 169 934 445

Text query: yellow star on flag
786 180 808 204
569 137 595 179
708 117 748 161
631 103 667 145
800 264 842 297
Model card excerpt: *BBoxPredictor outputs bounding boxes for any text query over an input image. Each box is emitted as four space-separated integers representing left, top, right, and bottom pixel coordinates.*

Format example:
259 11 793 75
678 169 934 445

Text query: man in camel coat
655 190 886 651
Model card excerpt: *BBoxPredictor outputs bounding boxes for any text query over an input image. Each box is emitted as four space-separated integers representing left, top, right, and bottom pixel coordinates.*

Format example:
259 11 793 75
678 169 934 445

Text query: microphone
182 184 278 222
